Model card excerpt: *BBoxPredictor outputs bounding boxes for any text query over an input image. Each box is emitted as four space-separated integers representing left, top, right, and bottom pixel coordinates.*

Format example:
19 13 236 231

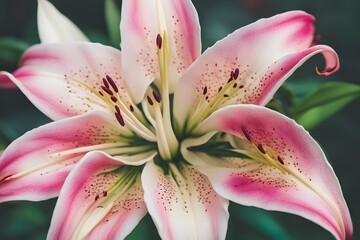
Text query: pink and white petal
142 161 229 240
196 105 352 239
0 112 124 203
47 151 147 240
173 11 338 127
120 0 201 102
0 42 133 120
37 0 89 43
0 74 16 88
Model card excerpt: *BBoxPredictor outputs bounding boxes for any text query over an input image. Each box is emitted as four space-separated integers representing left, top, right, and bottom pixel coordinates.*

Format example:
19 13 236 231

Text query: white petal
37 0 89 43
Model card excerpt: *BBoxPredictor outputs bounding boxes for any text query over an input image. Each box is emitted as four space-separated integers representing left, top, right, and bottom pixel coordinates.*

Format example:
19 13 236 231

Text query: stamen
102 78 109 88
106 75 119 93
241 126 252 142
147 96 154 106
233 68 240 79
115 112 125 126
101 86 113 96
115 105 121 114
277 156 285 165
129 105 134 112
0 174 12 184
257 144 266 154
156 34 163 49
203 86 208 95
153 91 161 103
111 96 118 103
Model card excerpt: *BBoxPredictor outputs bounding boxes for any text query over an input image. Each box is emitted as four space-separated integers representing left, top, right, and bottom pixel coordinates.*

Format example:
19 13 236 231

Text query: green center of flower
91 32 180 163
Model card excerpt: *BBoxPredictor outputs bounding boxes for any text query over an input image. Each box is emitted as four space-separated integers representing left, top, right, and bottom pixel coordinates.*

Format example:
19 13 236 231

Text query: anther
147 96 154 106
106 75 118 93
111 96 118 103
115 105 121 114
233 68 240 79
115 112 125 126
101 86 113 95
277 156 285 165
153 91 161 103
156 34 163 49
203 86 208 95
102 78 109 88
241 126 252 142
257 144 266 154
0 174 12 184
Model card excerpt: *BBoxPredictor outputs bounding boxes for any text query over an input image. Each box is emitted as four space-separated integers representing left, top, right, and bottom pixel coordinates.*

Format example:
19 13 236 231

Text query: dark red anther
111 96 118 103
102 78 109 88
153 91 161 103
103 191 107 197
147 96 154 106
233 83 237 88
115 105 121 114
130 105 134 112
95 195 99 201
156 34 162 49
227 77 233 83
101 86 113 95
0 174 12 184
203 86 208 95
218 86 223 92
223 94 229 98
233 68 240 79
230 70 234 79
277 156 285 165
98 91 104 96
257 144 266 154
115 112 125 126
106 75 118 93
241 126 252 142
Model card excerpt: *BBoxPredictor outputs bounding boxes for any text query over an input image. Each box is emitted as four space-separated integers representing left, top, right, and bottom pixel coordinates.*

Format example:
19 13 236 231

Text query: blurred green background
0 0 359 239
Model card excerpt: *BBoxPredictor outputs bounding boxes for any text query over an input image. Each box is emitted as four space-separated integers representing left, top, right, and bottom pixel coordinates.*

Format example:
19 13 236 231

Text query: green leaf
105 0 121 48
0 37 30 63
291 82 360 129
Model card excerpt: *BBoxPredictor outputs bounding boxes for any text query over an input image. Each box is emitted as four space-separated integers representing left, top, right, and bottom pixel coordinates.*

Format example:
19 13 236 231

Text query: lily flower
0 0 352 239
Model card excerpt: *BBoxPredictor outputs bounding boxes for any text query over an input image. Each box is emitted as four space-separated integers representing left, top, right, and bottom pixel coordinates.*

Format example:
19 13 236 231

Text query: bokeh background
0 0 359 239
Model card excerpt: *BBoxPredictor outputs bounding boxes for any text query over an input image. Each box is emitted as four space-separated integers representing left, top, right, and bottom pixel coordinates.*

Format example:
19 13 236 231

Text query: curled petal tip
316 65 338 77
